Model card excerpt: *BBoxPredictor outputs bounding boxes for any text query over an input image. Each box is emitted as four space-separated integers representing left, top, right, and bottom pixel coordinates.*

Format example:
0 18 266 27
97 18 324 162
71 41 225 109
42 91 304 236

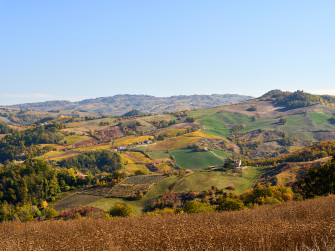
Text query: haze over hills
7 94 253 115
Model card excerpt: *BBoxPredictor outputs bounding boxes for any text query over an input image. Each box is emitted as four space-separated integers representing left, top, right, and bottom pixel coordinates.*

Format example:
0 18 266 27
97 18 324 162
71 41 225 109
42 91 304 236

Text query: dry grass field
0 196 334 250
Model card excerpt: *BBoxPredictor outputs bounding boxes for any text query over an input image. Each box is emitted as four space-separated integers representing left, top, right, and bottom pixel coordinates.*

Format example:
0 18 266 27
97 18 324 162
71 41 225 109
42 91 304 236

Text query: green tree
294 153 335 198
217 198 245 211
183 201 213 214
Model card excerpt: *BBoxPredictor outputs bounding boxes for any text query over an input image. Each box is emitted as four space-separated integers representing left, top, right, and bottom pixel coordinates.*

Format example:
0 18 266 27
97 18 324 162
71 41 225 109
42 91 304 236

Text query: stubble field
0 196 334 250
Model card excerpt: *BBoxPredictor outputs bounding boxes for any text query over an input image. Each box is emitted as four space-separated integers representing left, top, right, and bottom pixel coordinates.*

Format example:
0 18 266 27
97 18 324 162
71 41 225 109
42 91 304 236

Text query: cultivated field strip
0 196 334 250
84 175 167 198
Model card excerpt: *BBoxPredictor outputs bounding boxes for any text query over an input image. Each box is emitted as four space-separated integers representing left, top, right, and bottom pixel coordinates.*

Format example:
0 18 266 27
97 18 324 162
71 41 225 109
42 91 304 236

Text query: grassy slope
171 150 225 170
65 135 91 144
173 167 266 194
148 151 170 159
211 149 232 159
198 110 335 141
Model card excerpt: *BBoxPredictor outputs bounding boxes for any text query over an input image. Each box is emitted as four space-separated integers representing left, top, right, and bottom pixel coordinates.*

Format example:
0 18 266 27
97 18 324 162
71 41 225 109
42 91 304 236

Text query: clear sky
1 1 335 105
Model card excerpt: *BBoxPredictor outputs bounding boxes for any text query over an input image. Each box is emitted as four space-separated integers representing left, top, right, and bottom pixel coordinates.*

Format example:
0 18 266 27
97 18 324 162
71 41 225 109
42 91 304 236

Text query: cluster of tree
0 157 128 222
151 120 177 129
99 121 111 126
329 116 335 124
230 124 245 136
121 109 147 118
249 141 335 166
247 105 257 111
156 127 199 141
0 112 9 118
0 202 58 222
261 90 335 109
57 150 122 175
58 206 98 220
278 118 287 125
169 110 188 119
108 203 133 217
118 121 142 135
294 153 335 199
0 159 91 206
277 136 297 146
84 116 99 121
0 123 66 163
149 184 293 214
185 117 195 122
0 123 12 134
6 113 46 125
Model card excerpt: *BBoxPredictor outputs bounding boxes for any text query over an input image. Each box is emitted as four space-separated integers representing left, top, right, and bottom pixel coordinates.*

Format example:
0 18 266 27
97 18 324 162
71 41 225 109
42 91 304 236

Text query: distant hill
8 94 253 115
260 90 335 109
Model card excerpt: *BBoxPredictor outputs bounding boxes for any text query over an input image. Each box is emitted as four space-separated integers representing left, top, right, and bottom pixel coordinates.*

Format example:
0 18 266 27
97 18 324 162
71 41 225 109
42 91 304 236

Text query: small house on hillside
75 172 88 179
232 159 242 168
117 146 127 151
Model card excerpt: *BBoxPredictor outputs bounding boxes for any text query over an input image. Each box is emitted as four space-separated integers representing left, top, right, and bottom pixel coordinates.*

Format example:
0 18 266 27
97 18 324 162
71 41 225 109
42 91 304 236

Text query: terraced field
107 175 167 198
89 176 179 215
112 135 154 146
53 193 103 211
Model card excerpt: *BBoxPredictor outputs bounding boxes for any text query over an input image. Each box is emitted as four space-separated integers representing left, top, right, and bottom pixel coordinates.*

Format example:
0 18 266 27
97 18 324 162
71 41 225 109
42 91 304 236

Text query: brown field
1 196 335 250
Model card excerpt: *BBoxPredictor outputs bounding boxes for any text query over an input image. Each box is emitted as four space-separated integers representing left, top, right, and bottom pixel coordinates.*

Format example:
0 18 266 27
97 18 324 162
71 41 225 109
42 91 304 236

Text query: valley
0 90 335 221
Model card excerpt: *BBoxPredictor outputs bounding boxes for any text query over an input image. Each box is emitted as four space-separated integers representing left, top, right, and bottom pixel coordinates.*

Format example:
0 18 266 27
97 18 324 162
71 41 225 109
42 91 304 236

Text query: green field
198 110 335 142
173 167 267 194
211 149 232 159
171 149 225 169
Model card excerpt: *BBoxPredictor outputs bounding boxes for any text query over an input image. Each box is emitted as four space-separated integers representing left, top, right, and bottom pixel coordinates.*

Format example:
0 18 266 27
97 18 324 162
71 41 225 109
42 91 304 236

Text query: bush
247 105 257 111
217 198 245 211
147 208 175 216
263 197 281 205
43 207 59 219
109 204 133 217
134 170 146 176
183 201 214 214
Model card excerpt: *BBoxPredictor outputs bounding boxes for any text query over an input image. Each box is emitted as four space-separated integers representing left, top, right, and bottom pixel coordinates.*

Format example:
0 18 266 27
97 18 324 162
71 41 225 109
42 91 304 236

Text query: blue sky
1 1 335 105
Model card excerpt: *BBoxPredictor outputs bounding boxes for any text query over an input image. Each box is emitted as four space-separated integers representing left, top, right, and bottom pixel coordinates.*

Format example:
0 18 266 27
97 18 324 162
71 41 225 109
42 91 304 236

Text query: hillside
1 196 334 250
2 89 335 223
7 94 253 116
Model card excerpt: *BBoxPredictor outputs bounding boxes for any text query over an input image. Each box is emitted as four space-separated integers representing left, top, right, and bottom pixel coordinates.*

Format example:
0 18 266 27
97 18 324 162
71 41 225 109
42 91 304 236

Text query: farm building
75 172 88 179
232 159 242 168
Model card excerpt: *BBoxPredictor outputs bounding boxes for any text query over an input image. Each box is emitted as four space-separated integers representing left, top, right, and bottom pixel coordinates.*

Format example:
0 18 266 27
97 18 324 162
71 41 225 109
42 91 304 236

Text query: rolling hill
1 89 335 221
6 93 253 116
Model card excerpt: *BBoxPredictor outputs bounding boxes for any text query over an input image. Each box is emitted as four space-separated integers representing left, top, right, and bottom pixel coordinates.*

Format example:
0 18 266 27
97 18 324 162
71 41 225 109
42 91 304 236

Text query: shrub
263 197 281 205
247 105 257 111
134 170 146 176
44 207 59 219
217 198 245 211
147 208 175 216
109 204 133 217
183 201 214 214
